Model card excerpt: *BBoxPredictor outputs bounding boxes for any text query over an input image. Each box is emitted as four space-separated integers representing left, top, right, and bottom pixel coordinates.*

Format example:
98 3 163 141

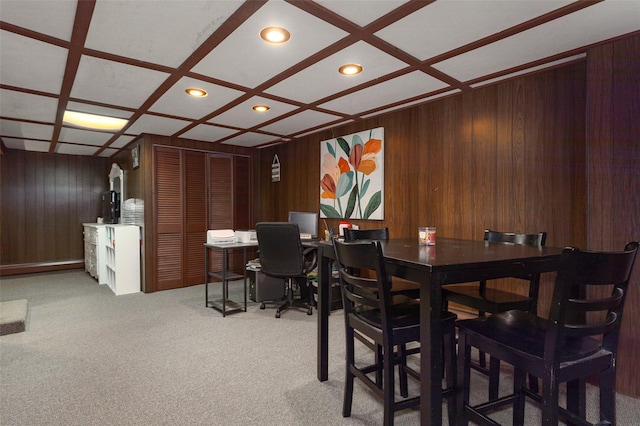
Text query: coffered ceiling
1 0 639 157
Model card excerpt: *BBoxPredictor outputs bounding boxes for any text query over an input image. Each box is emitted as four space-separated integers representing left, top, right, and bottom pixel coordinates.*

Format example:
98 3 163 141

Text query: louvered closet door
184 150 207 286
208 155 232 275
155 147 183 290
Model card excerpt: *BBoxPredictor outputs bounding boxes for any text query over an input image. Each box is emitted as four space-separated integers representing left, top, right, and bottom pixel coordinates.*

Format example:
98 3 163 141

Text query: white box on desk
207 229 236 244
235 230 256 243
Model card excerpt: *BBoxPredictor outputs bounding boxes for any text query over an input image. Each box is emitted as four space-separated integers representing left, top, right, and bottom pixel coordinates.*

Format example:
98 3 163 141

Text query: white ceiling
1 0 639 157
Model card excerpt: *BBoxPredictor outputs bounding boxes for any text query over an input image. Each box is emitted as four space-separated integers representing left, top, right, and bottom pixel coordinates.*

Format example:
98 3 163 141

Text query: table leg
317 245 330 381
420 276 443 425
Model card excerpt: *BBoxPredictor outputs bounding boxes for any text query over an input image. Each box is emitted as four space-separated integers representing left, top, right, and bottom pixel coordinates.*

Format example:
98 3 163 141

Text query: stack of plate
121 198 144 226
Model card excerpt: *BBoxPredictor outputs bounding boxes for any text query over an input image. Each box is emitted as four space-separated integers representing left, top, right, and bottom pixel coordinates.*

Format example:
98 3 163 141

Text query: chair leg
567 378 586 421
383 342 395 426
488 356 500 399
599 367 616 424
343 328 355 417
541 372 560 426
513 368 526 425
398 344 409 398
456 332 471 426
444 326 457 426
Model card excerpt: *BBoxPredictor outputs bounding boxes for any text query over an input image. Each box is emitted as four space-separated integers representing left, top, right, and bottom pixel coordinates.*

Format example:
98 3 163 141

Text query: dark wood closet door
184 150 207 286
154 147 183 290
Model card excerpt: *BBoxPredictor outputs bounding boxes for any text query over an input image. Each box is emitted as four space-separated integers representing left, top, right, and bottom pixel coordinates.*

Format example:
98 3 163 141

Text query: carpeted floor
1 270 639 425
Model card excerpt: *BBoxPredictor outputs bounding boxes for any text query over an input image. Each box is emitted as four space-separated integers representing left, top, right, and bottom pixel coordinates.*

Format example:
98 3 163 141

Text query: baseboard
0 260 84 276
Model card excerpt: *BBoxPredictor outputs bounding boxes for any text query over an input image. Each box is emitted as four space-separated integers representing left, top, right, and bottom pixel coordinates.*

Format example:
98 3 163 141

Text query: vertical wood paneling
587 35 640 398
0 149 109 272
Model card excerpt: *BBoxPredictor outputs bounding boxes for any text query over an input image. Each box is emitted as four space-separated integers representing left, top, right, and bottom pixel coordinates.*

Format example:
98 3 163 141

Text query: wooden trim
0 260 84 276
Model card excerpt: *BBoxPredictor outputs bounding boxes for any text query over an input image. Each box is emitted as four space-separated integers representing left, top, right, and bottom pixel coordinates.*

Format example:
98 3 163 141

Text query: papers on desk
246 258 261 271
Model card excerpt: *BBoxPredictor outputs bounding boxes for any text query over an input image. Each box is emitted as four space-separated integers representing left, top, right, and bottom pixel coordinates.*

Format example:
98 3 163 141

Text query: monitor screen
288 211 318 239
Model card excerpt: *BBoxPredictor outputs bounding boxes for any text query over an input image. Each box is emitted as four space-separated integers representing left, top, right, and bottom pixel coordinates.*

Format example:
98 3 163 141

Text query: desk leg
222 248 228 317
204 246 209 307
243 247 247 312
317 245 330 382
420 276 443 425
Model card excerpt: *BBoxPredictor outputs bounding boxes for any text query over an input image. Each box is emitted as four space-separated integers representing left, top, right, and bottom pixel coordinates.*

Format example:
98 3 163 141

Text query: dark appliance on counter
101 190 120 224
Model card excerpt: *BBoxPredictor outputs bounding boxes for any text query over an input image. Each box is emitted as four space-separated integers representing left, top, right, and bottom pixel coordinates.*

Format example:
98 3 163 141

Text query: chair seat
457 310 608 364
443 285 532 313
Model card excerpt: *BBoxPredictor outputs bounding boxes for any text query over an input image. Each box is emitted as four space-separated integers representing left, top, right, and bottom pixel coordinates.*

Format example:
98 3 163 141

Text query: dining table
315 236 564 425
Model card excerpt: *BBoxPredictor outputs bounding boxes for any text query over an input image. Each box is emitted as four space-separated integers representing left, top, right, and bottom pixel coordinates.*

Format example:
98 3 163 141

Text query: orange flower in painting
320 154 350 199
357 138 381 175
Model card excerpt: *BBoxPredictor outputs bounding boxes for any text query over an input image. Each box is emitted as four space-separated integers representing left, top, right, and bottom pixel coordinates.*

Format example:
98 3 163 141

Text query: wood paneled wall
259 63 587 322
586 35 640 398
0 149 109 274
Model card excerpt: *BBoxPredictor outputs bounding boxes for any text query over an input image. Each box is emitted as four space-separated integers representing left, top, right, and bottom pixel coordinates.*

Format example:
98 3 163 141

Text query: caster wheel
275 312 281 318
307 308 312 315
260 303 265 310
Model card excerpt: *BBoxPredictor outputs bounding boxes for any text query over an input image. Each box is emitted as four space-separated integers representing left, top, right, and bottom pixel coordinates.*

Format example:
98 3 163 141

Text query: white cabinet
104 225 140 295
83 223 107 284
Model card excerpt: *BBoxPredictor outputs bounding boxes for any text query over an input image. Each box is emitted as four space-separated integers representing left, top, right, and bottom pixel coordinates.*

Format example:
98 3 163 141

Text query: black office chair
256 222 313 318
333 238 457 426
456 242 639 426
443 229 546 397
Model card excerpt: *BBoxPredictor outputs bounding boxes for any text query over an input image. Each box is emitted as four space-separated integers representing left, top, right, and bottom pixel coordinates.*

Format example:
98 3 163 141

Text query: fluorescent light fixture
252 105 270 112
63 110 128 131
260 27 290 44
185 87 208 97
339 64 363 76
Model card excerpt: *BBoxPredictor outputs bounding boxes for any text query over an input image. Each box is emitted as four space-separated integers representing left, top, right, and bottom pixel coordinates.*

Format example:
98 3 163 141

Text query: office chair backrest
256 222 305 278
484 229 547 247
344 227 389 241
546 241 638 359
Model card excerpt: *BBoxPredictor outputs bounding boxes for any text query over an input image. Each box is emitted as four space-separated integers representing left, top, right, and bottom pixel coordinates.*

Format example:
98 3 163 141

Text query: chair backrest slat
333 239 393 330
344 227 389 242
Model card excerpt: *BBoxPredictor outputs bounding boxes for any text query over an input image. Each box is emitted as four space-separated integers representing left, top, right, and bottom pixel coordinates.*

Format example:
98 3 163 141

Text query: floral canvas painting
320 127 384 220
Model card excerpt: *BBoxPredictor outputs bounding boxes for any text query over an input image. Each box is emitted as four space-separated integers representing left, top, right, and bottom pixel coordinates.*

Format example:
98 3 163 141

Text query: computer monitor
288 211 318 239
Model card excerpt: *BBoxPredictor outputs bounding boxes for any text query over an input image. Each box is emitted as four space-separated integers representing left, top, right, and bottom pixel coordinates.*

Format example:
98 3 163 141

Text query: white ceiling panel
85 1 244 67
108 135 136 149
0 89 58 122
221 132 280 147
0 31 68 94
208 96 299 129
180 123 238 143
265 41 409 103
59 126 114 146
259 109 342 135
191 1 348 88
319 71 449 115
54 143 101 156
0 120 53 141
315 0 408 27
375 1 571 61
149 76 244 119
432 2 640 82
0 0 76 41
125 114 191 136
2 138 50 152
71 56 169 107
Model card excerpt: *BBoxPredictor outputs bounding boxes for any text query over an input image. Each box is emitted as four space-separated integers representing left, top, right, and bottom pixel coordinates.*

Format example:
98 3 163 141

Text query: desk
316 237 564 425
204 241 257 316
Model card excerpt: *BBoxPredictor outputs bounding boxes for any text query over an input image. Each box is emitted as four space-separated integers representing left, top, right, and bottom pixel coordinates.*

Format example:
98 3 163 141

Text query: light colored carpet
1 270 639 425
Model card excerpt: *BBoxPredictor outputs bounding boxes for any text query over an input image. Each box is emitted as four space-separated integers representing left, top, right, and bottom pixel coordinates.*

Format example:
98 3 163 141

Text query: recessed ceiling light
185 87 208 97
63 111 128 131
252 105 270 112
259 26 290 44
339 64 363 76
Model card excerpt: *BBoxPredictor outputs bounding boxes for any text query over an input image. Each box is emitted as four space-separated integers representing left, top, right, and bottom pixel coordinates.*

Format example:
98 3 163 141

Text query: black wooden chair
443 229 546 397
333 238 457 426
255 222 314 318
455 241 639 426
